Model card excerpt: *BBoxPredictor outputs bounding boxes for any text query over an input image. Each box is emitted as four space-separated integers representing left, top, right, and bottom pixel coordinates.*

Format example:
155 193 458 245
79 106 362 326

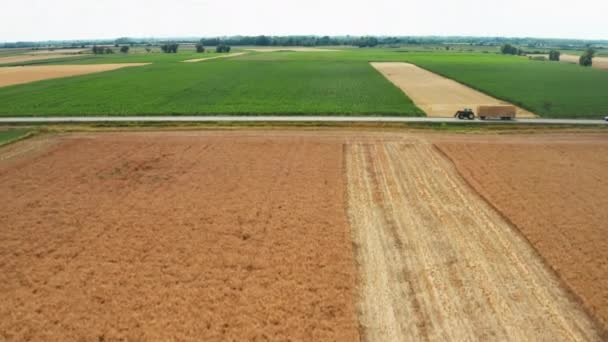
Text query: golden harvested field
0 53 78 64
0 130 605 341
437 134 608 330
346 137 602 340
371 62 536 118
0 64 150 88
560 54 608 70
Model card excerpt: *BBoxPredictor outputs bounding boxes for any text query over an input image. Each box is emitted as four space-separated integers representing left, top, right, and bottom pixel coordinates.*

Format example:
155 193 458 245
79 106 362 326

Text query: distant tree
579 48 595 67
114 43 119 48
120 46 130 53
161 43 179 53
195 43 205 53
548 50 560 61
500 43 519 55
216 44 231 53
92 45 113 54
145 48 151 53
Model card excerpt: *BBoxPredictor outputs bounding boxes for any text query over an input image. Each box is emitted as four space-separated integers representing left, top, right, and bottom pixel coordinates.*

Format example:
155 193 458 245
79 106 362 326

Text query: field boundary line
181 52 248 63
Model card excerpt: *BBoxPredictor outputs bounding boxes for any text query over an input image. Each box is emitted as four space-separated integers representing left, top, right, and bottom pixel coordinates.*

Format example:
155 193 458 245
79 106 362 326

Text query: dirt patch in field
560 54 608 70
346 136 602 340
0 132 359 341
182 52 248 63
0 54 81 65
436 135 608 331
245 47 340 52
0 64 150 88
371 62 536 118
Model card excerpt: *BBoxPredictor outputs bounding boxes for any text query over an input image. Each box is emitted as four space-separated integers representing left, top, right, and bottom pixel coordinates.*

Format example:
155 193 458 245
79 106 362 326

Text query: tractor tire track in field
346 140 602 341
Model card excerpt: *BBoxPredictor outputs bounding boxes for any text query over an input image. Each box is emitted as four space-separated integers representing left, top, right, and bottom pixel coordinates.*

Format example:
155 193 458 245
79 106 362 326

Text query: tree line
4 36 608 50
502 43 595 66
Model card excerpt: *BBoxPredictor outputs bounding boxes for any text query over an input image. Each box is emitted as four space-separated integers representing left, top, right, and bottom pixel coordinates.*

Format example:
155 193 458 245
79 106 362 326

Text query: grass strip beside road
0 129 31 146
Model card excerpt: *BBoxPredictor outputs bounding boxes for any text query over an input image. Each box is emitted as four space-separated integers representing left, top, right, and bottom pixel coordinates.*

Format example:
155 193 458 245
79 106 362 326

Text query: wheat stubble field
437 135 608 329
0 130 606 341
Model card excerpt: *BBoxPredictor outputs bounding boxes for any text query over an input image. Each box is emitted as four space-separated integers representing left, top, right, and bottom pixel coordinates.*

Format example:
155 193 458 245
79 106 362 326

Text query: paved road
0 116 606 125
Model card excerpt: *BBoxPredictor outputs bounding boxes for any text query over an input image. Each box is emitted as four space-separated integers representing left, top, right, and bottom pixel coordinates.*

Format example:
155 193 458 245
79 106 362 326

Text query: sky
1 0 607 42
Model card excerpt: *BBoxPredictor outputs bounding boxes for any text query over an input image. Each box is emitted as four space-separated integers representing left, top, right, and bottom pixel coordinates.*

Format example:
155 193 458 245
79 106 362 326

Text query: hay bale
477 105 516 118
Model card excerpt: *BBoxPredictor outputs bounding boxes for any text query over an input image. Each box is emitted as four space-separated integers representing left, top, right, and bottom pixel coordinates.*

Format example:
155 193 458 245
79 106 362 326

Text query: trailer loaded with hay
477 105 516 120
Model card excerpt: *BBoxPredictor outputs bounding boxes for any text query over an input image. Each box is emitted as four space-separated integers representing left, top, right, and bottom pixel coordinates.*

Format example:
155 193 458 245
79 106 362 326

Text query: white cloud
1 0 607 41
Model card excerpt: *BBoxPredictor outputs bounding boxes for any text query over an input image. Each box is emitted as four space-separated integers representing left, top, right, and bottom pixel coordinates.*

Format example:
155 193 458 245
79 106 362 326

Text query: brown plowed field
0 133 359 341
0 64 150 88
346 138 602 340
436 136 608 330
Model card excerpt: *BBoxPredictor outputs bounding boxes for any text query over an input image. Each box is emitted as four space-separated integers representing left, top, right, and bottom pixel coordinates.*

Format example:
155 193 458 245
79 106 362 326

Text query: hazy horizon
2 0 607 42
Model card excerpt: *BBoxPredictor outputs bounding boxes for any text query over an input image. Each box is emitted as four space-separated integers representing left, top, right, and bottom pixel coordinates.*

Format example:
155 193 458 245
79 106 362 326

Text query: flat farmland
0 59 422 116
346 137 602 340
1 49 607 118
436 135 608 329
0 64 150 88
403 54 608 118
242 51 608 118
1 130 605 341
371 62 536 117
0 133 359 340
560 54 608 70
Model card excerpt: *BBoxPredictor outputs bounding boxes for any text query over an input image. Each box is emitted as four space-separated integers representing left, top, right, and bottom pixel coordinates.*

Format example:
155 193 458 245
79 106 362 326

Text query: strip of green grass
0 129 30 145
0 59 422 116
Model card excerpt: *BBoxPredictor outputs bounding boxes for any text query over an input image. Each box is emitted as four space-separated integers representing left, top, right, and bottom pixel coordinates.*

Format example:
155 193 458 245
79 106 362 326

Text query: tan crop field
0 64 150 88
437 135 608 329
560 54 608 70
347 137 602 340
0 53 78 64
0 130 606 341
371 62 536 118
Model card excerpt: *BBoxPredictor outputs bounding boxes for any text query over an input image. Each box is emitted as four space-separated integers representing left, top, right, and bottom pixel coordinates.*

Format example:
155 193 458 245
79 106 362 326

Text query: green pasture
0 57 422 116
0 48 607 118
